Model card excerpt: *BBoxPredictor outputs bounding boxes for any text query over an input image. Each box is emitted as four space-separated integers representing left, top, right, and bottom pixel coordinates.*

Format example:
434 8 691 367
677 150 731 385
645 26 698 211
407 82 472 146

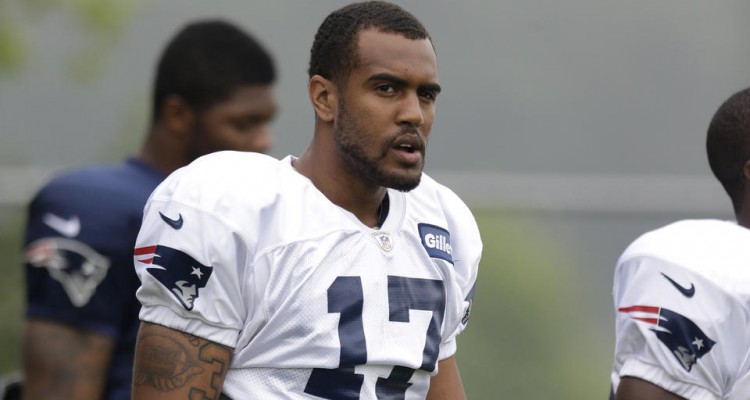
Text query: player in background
610 87 750 399
21 19 277 400
130 1 481 399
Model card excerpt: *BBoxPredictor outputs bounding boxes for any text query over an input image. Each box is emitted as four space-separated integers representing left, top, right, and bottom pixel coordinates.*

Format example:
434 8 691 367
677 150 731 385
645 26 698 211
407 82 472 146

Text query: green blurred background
0 0 745 398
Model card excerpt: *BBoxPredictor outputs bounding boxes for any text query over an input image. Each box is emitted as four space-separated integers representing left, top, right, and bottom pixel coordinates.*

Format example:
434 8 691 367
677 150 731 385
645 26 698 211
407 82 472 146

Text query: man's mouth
397 143 416 153
390 136 423 165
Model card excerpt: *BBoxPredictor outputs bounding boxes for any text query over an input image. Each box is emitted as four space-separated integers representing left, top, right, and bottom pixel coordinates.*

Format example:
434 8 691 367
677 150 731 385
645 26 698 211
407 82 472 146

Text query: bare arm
22 318 115 400
616 376 686 400
426 356 466 400
131 321 232 400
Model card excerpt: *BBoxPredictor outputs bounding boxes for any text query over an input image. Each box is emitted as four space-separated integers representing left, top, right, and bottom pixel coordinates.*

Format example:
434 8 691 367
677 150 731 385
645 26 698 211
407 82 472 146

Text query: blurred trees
0 0 143 79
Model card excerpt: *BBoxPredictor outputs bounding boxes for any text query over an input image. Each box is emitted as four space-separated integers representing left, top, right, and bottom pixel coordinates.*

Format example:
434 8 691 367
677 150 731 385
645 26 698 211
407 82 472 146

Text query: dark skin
131 28 465 400
139 85 277 175
22 84 276 400
22 320 114 399
131 322 231 399
295 29 439 227
615 377 685 400
614 159 750 400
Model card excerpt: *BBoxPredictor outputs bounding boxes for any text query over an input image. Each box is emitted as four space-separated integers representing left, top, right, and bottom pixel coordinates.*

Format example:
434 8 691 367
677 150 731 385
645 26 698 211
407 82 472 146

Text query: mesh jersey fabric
134 151 482 399
610 219 750 399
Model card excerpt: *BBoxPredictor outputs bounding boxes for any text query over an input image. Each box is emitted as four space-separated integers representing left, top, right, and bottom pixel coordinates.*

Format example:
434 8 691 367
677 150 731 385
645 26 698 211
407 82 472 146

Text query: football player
610 87 750 399
21 20 277 400
131 2 482 399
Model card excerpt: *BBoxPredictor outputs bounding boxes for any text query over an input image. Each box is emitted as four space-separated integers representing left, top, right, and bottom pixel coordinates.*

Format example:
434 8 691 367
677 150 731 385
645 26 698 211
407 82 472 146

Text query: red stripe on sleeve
618 305 660 314
632 317 659 324
134 245 157 256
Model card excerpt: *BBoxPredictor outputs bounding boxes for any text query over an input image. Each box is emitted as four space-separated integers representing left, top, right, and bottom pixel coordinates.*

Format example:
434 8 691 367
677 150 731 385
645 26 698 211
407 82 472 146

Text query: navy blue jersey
24 158 164 400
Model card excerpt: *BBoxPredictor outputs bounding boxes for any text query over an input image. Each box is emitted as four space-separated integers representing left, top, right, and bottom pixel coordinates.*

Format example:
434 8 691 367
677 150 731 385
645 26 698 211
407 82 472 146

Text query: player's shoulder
411 173 471 213
619 219 750 267
151 151 291 210
409 172 481 238
192 150 279 169
169 151 280 182
40 164 117 191
35 159 161 201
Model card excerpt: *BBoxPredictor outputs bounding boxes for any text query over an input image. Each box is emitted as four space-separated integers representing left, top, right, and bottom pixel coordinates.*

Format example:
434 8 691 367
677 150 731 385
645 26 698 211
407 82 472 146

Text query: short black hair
706 87 750 214
152 19 275 120
308 1 431 85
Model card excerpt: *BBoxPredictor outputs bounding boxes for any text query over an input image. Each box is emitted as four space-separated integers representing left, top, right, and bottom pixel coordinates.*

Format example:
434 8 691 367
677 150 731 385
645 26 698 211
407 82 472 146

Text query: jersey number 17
304 275 446 399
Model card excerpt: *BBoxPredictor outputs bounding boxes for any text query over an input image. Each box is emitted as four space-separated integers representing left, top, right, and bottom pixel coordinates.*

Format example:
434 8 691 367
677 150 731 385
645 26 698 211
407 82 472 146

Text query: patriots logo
619 305 716 372
134 245 213 310
26 237 111 307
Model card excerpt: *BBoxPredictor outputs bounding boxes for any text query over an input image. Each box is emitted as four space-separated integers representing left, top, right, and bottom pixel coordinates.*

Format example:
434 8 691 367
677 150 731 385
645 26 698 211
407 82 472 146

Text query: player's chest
261 223 454 285
253 229 456 369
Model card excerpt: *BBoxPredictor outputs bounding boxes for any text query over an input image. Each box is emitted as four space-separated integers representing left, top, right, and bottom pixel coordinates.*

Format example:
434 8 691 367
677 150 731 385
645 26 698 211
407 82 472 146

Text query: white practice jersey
611 219 750 399
134 151 482 399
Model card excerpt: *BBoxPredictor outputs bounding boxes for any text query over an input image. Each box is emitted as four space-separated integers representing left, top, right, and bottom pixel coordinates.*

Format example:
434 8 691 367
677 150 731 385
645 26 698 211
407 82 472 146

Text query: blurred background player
130 1 480 399
20 19 277 400
610 87 750 399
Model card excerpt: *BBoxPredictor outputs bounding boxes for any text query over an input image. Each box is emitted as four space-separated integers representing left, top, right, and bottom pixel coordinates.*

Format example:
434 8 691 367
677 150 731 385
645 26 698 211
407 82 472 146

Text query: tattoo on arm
133 322 232 400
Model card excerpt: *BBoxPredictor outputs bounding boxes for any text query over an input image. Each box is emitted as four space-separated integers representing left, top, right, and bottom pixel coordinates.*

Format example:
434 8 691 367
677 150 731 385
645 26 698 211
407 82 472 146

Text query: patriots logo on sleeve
26 237 111 307
619 305 716 372
134 245 213 311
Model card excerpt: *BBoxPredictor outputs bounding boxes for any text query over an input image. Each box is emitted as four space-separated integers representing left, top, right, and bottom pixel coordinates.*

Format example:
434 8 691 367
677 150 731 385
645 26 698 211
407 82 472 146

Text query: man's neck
138 126 187 176
293 150 386 228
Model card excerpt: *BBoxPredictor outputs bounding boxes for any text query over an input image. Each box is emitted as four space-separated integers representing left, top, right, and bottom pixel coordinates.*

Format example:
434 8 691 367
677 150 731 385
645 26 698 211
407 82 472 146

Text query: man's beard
333 102 425 192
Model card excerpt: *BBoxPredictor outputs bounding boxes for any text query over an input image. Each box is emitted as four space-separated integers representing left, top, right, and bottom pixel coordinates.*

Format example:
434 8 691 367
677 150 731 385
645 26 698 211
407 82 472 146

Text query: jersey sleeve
436 186 483 360
23 175 141 339
134 172 252 349
612 255 747 400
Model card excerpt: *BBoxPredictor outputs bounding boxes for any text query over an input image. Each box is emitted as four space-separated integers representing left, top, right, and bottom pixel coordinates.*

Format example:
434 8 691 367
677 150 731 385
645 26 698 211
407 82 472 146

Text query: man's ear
309 75 338 122
161 95 196 137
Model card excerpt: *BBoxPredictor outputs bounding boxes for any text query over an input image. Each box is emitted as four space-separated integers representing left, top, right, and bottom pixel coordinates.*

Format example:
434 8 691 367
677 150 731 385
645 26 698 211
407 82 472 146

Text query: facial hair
333 101 425 192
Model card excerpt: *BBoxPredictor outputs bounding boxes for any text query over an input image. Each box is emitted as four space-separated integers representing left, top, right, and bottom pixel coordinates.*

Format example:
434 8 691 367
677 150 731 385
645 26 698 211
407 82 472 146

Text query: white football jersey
134 151 482 399
611 219 750 399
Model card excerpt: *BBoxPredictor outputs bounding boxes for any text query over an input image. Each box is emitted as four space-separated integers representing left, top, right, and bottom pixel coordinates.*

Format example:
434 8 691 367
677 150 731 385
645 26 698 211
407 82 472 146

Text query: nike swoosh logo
159 212 183 230
42 213 80 238
661 272 695 298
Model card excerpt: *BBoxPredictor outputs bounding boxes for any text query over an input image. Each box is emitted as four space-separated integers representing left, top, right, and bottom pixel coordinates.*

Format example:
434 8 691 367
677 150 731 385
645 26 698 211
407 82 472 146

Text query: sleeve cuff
618 359 719 400
139 304 239 348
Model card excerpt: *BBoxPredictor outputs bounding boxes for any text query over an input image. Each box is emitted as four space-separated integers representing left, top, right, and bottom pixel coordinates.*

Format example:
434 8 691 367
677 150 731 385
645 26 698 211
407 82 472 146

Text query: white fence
431 171 730 215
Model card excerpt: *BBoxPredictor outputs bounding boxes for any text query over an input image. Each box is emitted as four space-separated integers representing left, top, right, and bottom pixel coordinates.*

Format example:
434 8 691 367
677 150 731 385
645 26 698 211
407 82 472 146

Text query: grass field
0 208 614 398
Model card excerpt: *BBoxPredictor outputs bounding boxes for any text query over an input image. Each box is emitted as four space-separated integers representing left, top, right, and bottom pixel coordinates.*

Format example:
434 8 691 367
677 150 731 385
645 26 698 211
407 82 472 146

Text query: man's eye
232 120 250 130
419 90 437 101
232 116 270 131
376 84 396 94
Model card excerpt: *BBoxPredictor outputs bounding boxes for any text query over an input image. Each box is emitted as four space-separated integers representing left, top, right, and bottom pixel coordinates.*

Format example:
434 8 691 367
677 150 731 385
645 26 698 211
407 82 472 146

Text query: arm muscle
22 318 115 400
131 322 232 400
426 356 466 400
616 376 686 400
